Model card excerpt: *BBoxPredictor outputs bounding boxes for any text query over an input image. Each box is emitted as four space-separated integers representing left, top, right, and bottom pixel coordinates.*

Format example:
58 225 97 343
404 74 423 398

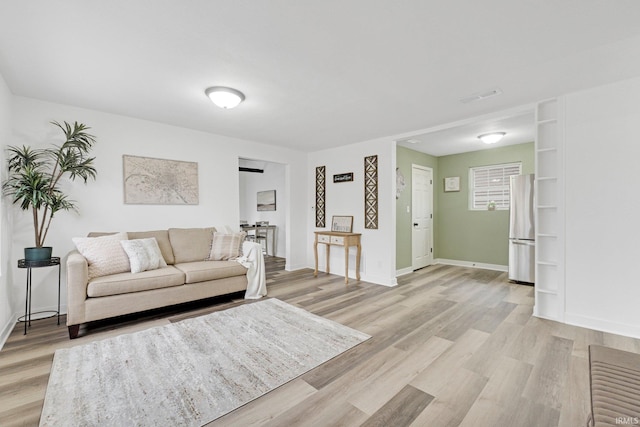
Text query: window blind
469 162 522 210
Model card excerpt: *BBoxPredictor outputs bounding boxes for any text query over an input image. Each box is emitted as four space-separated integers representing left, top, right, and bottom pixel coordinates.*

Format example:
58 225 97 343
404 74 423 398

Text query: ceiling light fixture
205 86 245 109
478 132 506 144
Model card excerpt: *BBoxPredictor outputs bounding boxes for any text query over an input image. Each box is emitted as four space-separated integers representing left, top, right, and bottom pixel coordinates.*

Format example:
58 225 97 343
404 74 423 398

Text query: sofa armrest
66 250 88 326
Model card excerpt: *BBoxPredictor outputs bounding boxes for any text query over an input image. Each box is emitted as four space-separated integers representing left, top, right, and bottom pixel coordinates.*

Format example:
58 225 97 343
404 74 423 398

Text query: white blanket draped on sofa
237 241 267 299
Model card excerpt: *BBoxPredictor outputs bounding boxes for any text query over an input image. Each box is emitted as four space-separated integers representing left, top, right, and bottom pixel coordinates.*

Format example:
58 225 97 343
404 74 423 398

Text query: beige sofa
66 228 249 339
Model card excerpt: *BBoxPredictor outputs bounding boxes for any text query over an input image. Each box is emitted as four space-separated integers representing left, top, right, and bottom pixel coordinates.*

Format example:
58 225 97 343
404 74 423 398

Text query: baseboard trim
285 263 307 272
362 274 397 287
564 312 640 340
396 260 507 277
436 258 508 272
395 267 413 277
532 306 563 323
0 312 17 352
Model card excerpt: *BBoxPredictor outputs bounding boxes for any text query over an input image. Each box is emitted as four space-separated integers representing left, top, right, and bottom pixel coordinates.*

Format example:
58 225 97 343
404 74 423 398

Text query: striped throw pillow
208 232 246 261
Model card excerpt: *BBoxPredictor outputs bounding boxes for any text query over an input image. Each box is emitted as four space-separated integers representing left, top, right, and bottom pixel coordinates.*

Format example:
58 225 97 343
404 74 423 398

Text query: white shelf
537 99 558 123
536 147 558 153
534 97 564 323
537 261 558 266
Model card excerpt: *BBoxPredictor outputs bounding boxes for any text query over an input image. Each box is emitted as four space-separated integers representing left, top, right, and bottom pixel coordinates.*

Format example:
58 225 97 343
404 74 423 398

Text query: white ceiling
1 1 640 154
397 109 535 156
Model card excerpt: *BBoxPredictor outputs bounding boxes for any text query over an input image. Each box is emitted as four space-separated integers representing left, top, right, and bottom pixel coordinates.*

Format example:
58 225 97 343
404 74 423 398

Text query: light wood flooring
2 258 640 426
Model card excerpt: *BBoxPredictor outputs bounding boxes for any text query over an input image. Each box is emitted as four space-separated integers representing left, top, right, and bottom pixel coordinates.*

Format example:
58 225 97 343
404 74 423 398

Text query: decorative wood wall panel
364 155 378 229
315 166 326 227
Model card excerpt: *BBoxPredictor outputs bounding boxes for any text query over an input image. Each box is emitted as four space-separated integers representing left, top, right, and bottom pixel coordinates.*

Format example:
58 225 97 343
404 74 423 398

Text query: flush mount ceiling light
205 86 245 109
478 132 506 144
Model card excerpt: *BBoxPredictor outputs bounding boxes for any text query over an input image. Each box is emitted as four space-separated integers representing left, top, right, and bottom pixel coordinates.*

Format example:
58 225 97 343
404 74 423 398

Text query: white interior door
412 165 433 270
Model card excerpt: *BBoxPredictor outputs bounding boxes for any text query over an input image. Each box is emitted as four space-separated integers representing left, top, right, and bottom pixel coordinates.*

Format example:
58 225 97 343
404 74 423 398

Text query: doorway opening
238 158 286 259
395 107 535 275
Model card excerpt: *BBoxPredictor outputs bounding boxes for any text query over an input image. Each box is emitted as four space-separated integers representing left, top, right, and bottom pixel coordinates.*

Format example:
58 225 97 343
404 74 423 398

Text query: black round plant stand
17 257 61 335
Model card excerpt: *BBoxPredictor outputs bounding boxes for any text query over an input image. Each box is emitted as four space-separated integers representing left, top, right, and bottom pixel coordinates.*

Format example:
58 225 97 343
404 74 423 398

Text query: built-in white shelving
534 98 565 322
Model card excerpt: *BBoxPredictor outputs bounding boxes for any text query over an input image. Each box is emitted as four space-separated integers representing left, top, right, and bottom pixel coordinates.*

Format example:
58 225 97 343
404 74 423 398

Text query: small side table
18 257 61 335
313 231 361 284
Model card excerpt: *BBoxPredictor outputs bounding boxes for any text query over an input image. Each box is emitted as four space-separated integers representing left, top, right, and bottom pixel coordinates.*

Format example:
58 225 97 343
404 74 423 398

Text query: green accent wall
396 142 534 270
396 146 437 270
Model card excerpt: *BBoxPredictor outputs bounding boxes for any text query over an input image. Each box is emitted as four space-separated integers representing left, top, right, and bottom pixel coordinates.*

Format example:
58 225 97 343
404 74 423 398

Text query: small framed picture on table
331 216 353 233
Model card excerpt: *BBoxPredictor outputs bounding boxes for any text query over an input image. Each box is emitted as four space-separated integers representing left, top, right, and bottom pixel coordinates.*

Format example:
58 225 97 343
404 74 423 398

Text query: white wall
0 72 14 348
239 162 287 257
564 76 640 338
307 137 396 286
6 96 308 321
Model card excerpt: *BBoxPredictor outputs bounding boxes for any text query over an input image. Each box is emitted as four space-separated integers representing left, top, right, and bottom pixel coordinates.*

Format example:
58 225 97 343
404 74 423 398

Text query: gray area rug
40 298 370 426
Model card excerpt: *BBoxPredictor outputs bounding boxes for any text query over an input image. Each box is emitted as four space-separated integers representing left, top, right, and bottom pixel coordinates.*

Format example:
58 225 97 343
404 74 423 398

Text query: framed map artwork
123 155 199 205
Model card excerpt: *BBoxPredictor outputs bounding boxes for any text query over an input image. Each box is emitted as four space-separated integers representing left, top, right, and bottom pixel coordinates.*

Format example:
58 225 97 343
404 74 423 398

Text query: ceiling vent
459 88 503 104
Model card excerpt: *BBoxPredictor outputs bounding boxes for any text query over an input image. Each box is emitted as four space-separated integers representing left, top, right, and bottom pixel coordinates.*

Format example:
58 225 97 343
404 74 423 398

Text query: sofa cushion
120 238 168 273
174 261 247 284
209 232 246 261
128 230 175 265
73 232 131 279
87 266 185 297
169 227 216 263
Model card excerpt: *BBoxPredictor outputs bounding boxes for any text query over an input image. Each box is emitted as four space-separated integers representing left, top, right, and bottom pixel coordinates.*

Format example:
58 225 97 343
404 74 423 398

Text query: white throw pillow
120 238 168 273
72 232 130 279
208 232 246 261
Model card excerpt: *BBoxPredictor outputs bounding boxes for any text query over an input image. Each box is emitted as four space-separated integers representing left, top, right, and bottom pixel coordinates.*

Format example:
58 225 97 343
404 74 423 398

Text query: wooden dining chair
255 221 269 254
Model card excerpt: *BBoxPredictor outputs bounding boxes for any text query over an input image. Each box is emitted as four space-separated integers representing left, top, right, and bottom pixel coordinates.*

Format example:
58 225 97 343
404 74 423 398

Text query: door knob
413 223 418 227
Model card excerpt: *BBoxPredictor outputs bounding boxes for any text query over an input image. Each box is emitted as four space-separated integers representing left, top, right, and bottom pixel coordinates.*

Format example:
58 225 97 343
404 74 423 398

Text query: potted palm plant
2 121 97 261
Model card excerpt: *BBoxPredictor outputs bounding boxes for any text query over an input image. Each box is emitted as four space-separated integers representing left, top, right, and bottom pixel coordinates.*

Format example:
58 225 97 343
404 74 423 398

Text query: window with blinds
469 162 522 210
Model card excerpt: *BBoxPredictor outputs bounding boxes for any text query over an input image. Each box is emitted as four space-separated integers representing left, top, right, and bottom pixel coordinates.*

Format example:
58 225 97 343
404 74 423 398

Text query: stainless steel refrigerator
508 174 535 283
